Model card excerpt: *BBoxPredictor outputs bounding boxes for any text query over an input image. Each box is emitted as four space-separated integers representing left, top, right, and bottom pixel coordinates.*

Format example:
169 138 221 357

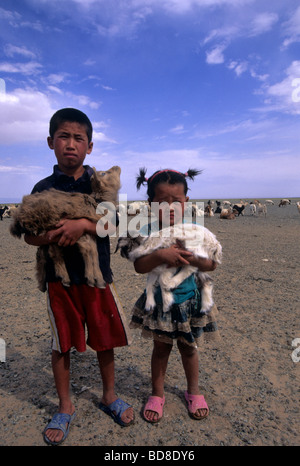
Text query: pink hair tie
184 172 188 177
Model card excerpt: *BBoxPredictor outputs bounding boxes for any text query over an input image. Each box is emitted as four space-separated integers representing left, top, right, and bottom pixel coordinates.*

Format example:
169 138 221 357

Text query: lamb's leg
160 287 174 312
77 236 106 288
161 266 197 290
145 272 159 310
48 245 71 287
200 280 214 313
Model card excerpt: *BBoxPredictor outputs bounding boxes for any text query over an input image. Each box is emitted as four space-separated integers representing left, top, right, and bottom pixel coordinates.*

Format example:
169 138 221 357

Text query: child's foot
184 391 209 420
143 395 165 423
43 403 75 445
100 396 134 426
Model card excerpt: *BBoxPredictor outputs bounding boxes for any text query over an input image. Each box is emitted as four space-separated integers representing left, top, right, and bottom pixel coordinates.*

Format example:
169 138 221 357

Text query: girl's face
151 182 189 227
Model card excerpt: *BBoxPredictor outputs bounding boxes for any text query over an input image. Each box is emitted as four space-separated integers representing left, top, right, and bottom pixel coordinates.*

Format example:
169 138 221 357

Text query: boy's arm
24 218 97 247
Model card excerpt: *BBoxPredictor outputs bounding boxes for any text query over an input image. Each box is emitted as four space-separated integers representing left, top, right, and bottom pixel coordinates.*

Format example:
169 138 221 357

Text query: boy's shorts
46 282 131 353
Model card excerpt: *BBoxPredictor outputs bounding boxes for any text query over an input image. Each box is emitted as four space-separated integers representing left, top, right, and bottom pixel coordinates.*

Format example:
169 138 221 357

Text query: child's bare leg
44 350 75 444
97 349 134 425
144 340 172 422
177 341 207 418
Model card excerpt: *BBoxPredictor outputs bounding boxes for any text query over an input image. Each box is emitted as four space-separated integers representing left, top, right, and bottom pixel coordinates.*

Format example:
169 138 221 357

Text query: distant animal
279 199 291 206
220 208 235 220
297 202 300 214
249 204 256 215
265 199 274 205
0 206 8 220
10 166 121 291
257 203 267 217
232 204 245 216
117 223 222 314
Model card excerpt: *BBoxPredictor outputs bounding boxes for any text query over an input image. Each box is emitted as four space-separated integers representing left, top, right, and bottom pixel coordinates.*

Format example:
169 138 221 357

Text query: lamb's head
90 166 121 204
115 235 144 259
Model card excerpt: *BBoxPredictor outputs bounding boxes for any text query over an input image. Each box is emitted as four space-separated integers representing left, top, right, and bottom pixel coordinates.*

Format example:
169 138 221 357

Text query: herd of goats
1 197 299 223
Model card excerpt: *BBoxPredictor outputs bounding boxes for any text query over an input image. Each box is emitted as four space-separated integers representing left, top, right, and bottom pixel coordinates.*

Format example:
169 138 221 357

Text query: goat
10 166 121 291
0 206 8 220
232 204 245 216
220 207 235 220
117 223 222 313
297 202 300 214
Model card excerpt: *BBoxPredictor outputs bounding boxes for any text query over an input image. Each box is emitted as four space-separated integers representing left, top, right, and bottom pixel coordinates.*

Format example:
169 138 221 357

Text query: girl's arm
187 255 217 272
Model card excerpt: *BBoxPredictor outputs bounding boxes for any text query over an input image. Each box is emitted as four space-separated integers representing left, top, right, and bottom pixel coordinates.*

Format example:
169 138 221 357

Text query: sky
0 0 300 202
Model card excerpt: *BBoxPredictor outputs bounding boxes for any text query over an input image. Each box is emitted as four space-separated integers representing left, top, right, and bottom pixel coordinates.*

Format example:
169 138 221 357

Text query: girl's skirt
130 289 220 348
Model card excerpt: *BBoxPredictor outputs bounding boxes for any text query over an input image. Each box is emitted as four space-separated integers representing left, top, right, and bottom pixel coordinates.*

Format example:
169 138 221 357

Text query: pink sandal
184 391 209 420
143 395 165 423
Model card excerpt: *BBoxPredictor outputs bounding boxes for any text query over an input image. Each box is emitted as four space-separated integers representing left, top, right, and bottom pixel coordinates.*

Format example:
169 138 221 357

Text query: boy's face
47 121 93 175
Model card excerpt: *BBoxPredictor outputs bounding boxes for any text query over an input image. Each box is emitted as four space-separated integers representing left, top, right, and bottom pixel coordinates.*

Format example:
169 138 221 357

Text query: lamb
10 166 121 291
117 223 222 313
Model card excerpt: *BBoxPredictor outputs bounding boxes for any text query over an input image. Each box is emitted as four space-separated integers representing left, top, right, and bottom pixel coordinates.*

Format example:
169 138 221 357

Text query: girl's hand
159 244 193 267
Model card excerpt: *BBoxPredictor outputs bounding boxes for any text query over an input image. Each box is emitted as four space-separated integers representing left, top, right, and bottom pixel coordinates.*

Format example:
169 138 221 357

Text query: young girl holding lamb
120 168 221 423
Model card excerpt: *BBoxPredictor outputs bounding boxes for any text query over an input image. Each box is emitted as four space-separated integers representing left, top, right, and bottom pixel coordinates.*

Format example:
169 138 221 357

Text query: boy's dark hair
136 167 202 201
49 108 93 143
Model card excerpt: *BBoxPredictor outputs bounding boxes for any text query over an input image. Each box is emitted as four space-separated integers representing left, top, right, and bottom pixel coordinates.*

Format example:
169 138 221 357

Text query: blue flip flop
99 398 134 427
43 412 76 446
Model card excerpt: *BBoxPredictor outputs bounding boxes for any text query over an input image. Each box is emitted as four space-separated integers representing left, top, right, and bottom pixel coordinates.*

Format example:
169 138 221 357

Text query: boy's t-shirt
31 164 113 285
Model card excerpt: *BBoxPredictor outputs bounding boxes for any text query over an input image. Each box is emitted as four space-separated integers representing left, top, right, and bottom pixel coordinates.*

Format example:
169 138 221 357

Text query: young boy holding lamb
14 108 134 445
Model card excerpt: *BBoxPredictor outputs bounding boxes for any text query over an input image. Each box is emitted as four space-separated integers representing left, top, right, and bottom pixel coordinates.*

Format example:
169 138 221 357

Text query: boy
24 108 134 445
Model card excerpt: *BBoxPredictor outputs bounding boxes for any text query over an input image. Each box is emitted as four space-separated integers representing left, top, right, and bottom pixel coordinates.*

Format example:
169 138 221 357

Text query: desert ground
0 199 299 447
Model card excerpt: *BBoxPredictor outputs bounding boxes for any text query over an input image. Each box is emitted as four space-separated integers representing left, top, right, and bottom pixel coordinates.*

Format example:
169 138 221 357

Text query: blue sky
0 0 300 202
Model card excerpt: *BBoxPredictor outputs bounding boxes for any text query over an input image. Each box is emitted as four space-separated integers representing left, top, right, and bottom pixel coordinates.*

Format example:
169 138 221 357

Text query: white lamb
118 223 222 313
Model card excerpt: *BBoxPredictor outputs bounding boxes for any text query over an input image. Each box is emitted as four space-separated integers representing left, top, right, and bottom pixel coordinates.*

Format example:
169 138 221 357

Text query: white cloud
0 88 54 144
206 44 226 64
282 5 300 48
4 44 36 59
249 12 278 36
228 60 248 76
0 61 42 75
263 61 300 114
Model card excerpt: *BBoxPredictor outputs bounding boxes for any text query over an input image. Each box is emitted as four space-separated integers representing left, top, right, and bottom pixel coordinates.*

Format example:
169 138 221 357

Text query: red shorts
46 282 131 353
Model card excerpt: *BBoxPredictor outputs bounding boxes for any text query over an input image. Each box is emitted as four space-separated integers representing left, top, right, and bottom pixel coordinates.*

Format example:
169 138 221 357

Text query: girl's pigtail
136 167 148 190
185 168 203 180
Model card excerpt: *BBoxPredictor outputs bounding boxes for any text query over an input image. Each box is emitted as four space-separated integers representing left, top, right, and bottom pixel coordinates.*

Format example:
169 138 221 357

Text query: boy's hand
48 218 89 247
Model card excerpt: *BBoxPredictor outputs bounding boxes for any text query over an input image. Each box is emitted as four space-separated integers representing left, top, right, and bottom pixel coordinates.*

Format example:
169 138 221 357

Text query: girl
126 168 220 423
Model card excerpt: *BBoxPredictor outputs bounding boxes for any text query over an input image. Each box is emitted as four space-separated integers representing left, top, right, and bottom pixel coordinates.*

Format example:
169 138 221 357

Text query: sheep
249 204 256 215
265 199 274 205
117 223 222 313
10 166 121 291
297 202 300 214
0 206 8 220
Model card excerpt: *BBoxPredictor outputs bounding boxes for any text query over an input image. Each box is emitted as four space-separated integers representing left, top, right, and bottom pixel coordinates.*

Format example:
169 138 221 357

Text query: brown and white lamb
10 166 121 291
